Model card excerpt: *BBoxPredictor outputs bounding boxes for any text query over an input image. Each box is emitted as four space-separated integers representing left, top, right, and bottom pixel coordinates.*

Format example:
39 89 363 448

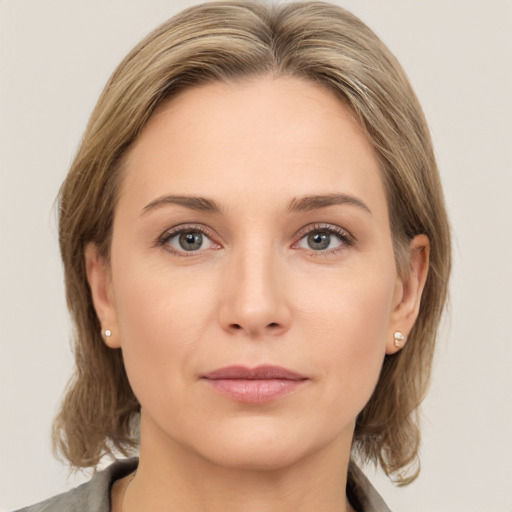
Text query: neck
120 413 355 512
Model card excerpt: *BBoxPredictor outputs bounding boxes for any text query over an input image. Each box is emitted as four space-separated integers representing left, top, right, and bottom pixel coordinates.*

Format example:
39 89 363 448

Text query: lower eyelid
296 234 344 251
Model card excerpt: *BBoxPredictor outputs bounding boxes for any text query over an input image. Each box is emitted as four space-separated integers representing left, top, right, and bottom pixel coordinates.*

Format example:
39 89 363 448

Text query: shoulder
347 462 392 512
13 458 138 512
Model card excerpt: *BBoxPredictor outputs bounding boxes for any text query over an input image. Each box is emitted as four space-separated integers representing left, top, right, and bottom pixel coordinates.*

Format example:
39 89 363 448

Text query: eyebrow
141 192 371 216
287 193 372 215
142 195 223 215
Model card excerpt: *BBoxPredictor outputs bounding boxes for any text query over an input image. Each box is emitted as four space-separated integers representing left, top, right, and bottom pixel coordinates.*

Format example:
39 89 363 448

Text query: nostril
228 322 281 333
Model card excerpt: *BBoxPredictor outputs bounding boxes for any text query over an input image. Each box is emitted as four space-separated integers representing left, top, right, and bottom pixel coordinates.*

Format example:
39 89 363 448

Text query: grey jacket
15 458 392 512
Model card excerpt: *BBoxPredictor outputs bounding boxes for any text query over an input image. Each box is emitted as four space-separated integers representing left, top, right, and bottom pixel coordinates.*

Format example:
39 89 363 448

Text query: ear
85 242 120 349
386 234 430 354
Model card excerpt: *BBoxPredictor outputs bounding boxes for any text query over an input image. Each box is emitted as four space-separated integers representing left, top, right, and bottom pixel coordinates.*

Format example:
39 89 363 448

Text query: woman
16 1 451 511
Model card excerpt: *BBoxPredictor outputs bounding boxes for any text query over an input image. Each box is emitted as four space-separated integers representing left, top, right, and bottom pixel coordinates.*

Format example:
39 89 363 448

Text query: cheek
110 253 217 403
295 263 395 413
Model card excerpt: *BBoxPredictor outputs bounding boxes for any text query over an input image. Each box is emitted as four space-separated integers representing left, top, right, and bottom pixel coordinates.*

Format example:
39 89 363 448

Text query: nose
218 243 291 338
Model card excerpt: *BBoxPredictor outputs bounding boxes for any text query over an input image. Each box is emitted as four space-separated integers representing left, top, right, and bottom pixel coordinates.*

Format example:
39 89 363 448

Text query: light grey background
1 1 511 510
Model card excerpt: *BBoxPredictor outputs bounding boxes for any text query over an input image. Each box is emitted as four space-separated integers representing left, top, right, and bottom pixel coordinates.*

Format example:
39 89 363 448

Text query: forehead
119 76 387 219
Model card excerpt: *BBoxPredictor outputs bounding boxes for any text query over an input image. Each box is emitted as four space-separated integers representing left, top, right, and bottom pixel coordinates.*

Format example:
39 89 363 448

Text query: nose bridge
220 234 289 336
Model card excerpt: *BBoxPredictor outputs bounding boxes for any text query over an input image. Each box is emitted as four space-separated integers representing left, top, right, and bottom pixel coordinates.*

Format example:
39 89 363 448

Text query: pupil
308 232 330 250
179 232 202 251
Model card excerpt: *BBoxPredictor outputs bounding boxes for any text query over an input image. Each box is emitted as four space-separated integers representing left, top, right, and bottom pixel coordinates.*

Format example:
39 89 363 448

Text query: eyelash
293 223 355 256
157 223 354 257
157 224 217 257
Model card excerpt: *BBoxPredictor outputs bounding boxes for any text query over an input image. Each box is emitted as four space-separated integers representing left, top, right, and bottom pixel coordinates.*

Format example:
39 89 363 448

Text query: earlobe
386 234 430 354
84 242 120 349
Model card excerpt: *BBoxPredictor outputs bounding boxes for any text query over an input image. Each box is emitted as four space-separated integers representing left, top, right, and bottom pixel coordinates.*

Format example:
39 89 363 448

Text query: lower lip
203 378 306 403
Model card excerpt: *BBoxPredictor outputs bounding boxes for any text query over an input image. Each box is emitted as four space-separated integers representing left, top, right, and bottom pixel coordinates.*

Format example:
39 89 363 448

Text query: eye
159 226 218 255
295 225 353 253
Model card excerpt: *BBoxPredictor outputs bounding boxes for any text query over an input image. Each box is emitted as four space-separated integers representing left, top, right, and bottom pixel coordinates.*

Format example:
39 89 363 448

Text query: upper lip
202 365 306 380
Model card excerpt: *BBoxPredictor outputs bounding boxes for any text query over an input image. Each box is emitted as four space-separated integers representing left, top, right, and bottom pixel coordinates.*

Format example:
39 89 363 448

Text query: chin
200 441 307 472
184 418 336 473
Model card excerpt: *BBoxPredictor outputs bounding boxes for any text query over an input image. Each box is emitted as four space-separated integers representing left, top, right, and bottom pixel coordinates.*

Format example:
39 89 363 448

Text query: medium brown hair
54 1 451 484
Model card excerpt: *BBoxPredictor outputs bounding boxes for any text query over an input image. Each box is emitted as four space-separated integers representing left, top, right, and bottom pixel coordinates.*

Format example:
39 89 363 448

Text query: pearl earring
393 331 405 348
104 329 112 338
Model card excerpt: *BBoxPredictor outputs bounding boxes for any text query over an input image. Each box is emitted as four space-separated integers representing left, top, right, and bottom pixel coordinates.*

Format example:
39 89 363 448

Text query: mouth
200 365 308 404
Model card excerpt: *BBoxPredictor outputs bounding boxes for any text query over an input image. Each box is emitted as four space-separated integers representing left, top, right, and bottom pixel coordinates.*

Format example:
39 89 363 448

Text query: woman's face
89 77 414 470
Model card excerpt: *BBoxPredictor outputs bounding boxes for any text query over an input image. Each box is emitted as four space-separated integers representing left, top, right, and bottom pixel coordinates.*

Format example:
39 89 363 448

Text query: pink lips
201 365 307 404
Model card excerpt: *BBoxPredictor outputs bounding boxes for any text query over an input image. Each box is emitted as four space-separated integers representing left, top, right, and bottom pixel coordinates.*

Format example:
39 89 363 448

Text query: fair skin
86 77 429 512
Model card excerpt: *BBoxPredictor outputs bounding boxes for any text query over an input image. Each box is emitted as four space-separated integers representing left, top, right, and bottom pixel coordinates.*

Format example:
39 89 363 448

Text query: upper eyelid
160 223 216 241
294 223 353 241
